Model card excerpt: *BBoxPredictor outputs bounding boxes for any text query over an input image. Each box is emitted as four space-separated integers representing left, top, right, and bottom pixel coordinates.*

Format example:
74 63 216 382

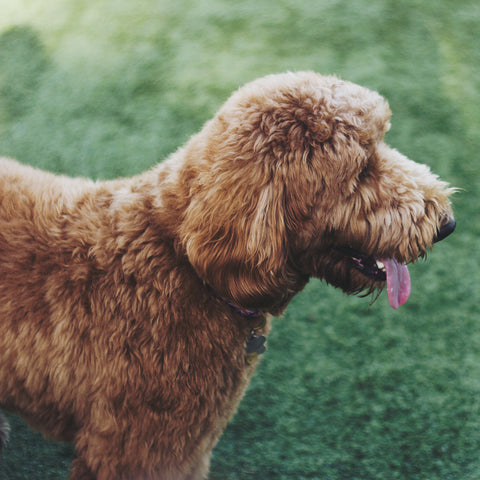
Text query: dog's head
178 72 455 314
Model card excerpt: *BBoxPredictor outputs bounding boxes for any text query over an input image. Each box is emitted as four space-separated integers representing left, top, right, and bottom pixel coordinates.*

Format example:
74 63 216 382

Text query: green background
0 1 479 478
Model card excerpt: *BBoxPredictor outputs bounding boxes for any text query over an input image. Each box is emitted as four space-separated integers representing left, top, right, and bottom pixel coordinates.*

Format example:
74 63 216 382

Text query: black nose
434 217 456 243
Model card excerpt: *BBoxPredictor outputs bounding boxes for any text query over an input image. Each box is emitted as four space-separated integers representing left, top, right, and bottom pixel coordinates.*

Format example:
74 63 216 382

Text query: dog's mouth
336 247 387 281
335 246 411 309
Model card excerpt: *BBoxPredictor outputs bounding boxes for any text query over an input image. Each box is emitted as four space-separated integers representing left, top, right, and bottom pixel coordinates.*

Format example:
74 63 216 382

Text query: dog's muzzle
434 216 456 243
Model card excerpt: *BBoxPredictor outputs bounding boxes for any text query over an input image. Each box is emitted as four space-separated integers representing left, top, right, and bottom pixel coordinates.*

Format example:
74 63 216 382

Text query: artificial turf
0 1 479 478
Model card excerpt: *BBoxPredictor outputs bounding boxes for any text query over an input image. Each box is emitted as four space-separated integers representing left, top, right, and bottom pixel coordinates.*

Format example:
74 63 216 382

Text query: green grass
1 1 479 478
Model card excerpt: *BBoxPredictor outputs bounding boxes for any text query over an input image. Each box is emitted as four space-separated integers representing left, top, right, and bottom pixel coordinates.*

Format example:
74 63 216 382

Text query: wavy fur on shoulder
0 72 454 479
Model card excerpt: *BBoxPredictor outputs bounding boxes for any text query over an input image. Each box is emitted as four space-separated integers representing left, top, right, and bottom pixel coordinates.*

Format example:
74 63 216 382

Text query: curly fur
0 72 454 479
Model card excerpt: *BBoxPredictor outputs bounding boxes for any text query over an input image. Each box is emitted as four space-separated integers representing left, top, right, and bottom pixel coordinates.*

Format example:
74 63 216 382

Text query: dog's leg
71 430 156 480
185 453 211 480
69 457 96 480
71 432 212 480
0 412 9 461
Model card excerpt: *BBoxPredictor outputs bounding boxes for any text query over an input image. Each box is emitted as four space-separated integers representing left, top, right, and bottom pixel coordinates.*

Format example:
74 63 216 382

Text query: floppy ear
179 158 291 311
178 79 329 312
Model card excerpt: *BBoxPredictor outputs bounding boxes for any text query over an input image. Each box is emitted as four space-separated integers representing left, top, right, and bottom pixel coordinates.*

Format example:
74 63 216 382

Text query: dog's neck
209 286 267 365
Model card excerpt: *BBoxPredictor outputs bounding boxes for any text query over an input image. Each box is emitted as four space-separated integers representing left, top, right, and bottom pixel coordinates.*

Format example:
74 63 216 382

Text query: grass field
0 0 479 479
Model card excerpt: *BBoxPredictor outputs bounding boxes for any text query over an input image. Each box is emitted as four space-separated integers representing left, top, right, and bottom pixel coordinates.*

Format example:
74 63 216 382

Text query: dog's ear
178 88 327 312
179 154 291 311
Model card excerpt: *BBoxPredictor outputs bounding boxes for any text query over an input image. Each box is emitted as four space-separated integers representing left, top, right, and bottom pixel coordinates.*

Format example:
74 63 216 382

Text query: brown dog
0 72 455 479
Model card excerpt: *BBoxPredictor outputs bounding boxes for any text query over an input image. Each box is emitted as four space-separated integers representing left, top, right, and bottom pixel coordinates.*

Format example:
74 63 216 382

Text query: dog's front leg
184 453 211 480
69 456 96 480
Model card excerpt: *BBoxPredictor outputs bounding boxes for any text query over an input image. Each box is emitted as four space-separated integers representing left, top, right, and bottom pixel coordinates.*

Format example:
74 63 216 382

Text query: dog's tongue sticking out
381 258 411 309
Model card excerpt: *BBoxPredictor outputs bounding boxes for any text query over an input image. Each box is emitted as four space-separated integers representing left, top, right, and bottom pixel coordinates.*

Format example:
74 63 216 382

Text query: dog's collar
219 296 264 319
207 285 264 319
216 294 266 364
207 285 266 364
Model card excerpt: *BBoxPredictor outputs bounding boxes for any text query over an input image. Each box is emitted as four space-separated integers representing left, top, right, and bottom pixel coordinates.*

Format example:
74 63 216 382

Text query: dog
0 72 455 479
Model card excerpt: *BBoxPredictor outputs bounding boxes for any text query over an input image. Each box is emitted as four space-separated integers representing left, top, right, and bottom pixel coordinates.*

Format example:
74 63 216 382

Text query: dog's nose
434 216 456 243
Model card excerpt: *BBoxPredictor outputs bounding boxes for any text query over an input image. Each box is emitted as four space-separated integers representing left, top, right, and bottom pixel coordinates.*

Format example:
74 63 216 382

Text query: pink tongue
381 258 411 309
